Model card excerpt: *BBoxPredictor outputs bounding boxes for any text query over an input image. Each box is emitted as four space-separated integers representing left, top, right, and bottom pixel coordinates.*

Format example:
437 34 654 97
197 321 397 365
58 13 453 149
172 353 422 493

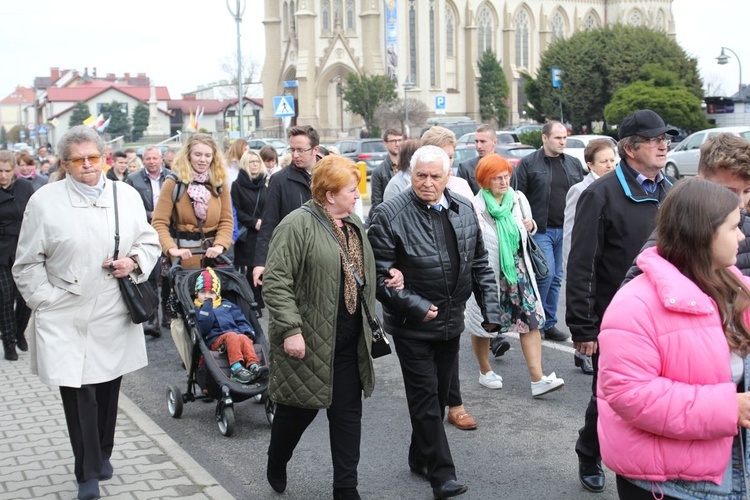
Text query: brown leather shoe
447 406 477 430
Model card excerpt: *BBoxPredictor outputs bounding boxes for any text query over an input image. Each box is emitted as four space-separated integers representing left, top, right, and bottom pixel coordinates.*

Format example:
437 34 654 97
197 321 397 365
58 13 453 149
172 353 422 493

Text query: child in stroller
193 267 269 385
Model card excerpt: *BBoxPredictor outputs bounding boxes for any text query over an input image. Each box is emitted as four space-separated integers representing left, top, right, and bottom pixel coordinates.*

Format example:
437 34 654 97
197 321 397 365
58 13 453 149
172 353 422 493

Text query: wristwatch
128 256 141 274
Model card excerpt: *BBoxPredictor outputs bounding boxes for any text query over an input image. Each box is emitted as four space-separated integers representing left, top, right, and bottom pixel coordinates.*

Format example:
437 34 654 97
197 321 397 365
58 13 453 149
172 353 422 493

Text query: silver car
665 126 750 178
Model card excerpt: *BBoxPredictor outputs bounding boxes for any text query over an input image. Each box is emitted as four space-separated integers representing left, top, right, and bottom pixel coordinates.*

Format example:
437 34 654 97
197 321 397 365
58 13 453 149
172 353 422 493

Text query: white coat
464 189 545 337
13 176 161 387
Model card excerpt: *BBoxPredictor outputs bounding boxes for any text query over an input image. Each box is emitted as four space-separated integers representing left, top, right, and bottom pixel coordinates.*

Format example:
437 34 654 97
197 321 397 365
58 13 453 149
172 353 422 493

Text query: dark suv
333 139 388 177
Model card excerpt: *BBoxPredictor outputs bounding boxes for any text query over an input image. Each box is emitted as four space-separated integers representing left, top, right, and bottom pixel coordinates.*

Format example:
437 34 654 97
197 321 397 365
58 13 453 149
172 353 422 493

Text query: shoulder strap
112 182 120 259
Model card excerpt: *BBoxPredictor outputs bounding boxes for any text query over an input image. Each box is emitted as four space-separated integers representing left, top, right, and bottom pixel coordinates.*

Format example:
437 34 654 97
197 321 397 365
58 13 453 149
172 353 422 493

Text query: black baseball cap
618 110 679 140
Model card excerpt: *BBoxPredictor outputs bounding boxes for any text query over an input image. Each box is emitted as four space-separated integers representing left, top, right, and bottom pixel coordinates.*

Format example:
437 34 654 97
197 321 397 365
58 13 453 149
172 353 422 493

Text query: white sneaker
479 370 504 389
531 372 565 397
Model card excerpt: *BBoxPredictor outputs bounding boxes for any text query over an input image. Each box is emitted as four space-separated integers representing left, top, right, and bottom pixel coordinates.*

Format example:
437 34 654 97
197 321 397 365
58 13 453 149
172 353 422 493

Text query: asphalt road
121 298 620 500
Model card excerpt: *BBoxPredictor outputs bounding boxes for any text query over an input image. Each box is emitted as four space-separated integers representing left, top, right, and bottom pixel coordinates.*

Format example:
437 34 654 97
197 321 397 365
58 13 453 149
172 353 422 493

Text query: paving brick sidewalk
0 353 234 500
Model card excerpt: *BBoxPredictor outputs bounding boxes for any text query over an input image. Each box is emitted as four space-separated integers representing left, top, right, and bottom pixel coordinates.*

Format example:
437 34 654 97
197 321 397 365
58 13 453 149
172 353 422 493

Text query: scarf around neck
187 170 212 222
482 187 519 284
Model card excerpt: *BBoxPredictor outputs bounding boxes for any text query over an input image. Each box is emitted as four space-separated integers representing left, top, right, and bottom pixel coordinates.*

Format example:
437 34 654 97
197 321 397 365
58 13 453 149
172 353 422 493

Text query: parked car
514 124 543 136
12 142 34 154
333 138 388 177
420 121 481 141
495 144 536 167
453 144 478 171
666 126 750 178
247 138 287 157
457 131 520 146
564 135 619 171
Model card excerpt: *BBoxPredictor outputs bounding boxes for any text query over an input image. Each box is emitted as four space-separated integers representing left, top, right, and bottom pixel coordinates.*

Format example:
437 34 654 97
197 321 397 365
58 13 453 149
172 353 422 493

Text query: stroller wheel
265 399 276 425
218 406 235 437
167 385 183 418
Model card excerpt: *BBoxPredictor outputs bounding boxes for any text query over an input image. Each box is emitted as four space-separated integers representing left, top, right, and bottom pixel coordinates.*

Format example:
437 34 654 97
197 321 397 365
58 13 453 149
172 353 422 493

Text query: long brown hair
657 177 750 354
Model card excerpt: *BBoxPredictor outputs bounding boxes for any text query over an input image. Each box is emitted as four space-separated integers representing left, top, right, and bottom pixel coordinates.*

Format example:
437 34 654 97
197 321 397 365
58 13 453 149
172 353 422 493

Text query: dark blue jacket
195 299 255 347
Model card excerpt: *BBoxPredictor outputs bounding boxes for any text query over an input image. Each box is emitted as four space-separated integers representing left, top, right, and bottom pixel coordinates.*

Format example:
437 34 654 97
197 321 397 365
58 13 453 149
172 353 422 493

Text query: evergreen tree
524 25 703 133
477 49 510 127
69 102 91 127
104 100 131 140
0 126 6 148
131 103 150 141
341 72 397 138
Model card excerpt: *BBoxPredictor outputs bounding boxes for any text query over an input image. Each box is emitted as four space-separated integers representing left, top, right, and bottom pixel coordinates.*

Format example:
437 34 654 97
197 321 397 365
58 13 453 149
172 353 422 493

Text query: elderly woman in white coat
464 154 564 397
561 139 616 375
12 126 160 500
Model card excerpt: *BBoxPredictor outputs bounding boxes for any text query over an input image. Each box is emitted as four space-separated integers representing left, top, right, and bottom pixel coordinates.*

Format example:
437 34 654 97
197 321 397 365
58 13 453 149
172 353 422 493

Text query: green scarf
482 187 519 284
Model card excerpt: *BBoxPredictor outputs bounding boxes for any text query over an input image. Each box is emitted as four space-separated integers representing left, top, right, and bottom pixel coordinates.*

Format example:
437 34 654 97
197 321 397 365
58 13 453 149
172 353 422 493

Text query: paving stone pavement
0 353 234 500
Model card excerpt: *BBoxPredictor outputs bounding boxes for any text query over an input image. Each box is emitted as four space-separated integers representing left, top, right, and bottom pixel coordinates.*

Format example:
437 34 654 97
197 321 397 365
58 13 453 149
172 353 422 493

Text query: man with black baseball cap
565 109 677 493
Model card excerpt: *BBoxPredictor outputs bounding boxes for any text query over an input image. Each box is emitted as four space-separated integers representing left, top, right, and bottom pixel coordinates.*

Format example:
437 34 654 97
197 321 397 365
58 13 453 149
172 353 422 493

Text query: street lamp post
716 46 743 95
227 0 246 138
402 79 415 138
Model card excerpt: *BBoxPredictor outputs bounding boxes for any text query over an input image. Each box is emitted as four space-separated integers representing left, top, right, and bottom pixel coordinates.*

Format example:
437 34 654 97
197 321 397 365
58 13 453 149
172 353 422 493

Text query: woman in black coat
0 151 34 360
231 151 268 309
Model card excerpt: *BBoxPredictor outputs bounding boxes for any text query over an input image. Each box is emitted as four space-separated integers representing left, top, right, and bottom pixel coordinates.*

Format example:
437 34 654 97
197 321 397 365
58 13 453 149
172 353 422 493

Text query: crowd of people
4 108 750 500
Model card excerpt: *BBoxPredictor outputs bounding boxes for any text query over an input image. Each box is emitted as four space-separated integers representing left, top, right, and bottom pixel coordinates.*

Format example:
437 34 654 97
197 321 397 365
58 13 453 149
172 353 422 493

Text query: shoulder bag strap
112 181 120 260
301 206 379 329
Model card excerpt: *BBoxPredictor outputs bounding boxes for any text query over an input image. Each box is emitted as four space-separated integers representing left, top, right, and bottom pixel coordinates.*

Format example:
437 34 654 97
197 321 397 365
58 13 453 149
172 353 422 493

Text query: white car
456 131 520 146
665 126 750 178
564 135 618 170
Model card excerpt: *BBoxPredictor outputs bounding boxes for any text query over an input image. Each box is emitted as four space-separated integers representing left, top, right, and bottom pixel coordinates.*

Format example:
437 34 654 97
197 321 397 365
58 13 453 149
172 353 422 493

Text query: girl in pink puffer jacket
598 178 750 499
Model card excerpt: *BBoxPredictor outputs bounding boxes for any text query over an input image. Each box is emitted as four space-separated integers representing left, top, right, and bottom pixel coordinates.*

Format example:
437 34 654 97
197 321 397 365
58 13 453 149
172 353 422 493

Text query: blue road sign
38 125 47 134
435 95 446 114
551 67 563 88
273 95 296 117
282 80 299 88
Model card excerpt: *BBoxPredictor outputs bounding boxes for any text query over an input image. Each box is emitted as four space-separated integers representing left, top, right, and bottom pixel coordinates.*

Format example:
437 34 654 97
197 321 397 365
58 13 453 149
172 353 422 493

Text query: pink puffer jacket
597 246 747 484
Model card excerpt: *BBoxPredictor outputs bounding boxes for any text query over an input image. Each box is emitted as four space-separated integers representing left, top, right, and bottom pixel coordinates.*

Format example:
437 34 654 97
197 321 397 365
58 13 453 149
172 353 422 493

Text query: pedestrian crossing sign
273 96 295 117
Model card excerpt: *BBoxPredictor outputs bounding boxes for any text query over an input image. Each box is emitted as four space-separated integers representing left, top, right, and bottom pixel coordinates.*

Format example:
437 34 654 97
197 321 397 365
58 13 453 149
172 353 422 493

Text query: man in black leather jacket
623 132 750 284
512 121 584 341
368 145 500 500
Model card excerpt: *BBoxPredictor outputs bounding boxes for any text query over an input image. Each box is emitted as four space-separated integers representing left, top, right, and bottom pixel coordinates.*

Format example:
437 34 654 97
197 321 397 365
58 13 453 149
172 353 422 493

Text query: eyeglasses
248 160 261 165
288 147 313 155
385 138 403 144
639 136 671 147
67 155 102 167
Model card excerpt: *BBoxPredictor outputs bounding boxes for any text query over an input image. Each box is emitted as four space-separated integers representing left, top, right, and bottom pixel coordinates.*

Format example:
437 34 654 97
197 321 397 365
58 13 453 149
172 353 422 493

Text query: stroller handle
168 249 234 280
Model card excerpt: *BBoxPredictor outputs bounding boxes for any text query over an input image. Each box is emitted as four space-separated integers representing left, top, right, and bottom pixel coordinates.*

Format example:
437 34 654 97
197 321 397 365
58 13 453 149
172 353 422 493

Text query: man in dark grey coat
368 145 500 500
368 128 402 224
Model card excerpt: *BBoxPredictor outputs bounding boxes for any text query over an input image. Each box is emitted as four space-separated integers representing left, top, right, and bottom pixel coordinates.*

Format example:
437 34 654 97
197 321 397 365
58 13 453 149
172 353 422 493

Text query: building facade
261 0 675 139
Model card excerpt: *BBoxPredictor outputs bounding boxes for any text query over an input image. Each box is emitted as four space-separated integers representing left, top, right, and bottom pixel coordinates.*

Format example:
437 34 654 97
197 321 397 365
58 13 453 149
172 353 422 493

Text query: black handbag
113 183 159 324
519 198 550 280
302 206 392 358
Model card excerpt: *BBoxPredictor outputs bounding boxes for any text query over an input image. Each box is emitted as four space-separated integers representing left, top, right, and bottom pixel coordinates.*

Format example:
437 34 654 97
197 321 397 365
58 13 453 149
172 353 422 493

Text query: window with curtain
515 9 529 69
477 6 493 56
321 0 331 34
346 0 355 31
551 12 565 43
408 0 417 84
446 7 455 58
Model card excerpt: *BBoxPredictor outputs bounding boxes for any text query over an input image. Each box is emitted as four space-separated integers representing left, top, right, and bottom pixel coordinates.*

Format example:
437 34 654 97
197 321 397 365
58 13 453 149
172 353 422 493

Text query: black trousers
59 377 122 483
394 335 460 487
576 349 600 463
268 350 363 489
616 475 679 500
0 265 30 344
446 356 463 408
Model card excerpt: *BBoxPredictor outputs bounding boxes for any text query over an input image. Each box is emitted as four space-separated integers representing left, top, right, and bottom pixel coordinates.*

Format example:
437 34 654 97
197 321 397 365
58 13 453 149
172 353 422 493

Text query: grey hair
410 145 450 173
618 135 642 158
57 125 106 161
143 145 162 156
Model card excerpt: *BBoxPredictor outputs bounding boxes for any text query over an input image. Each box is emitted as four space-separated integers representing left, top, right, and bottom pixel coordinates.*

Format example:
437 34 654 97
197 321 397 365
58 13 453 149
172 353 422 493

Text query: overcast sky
0 0 746 100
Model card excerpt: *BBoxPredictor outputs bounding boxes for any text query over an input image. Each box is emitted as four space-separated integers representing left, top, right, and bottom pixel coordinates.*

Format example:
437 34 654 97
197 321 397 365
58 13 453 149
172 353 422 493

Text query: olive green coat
263 201 376 409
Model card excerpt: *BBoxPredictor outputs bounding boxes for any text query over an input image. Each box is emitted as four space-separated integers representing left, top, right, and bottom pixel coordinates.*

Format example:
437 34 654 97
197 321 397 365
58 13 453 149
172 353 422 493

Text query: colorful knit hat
195 267 221 297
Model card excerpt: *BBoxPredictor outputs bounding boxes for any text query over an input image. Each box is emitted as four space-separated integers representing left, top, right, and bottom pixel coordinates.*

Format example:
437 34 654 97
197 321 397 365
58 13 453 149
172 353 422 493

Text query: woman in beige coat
151 134 233 269
12 125 160 500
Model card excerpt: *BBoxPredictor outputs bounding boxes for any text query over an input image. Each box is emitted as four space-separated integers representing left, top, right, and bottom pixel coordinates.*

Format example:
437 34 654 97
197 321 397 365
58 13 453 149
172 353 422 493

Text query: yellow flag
189 109 196 131
83 115 96 126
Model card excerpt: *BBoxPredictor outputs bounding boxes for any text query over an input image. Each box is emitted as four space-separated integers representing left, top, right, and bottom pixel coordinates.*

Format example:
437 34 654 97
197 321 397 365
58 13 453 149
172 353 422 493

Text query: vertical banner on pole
385 1 398 86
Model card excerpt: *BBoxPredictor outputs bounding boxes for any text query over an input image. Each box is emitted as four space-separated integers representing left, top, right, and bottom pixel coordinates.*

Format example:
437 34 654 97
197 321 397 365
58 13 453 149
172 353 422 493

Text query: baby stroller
165 250 274 437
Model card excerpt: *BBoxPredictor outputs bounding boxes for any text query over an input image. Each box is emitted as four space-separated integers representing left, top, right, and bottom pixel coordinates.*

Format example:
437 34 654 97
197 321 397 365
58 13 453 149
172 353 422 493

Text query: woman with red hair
464 153 564 397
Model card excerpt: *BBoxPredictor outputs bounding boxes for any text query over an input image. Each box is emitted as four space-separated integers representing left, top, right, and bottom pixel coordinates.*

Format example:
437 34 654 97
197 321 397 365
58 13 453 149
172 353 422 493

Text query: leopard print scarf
316 201 364 314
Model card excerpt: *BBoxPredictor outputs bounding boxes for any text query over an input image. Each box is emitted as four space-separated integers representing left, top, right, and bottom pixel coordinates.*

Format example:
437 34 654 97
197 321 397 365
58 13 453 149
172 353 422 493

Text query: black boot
3 341 18 361
16 333 28 352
